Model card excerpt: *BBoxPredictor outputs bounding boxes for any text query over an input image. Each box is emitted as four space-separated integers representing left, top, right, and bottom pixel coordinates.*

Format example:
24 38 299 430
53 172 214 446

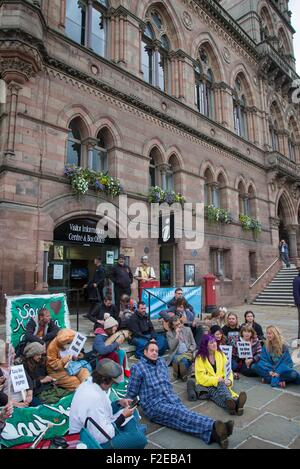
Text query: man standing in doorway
279 240 290 268
110 254 133 310
293 268 300 342
86 257 106 304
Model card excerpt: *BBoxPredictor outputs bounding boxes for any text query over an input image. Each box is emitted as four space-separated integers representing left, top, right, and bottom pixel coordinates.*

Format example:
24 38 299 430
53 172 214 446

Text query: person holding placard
194 335 247 416
232 326 262 378
252 326 300 388
0 340 35 408
47 329 90 391
222 313 241 348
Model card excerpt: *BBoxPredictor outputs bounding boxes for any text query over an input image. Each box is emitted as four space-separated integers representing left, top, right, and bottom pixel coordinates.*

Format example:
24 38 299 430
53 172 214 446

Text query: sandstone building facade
0 0 299 313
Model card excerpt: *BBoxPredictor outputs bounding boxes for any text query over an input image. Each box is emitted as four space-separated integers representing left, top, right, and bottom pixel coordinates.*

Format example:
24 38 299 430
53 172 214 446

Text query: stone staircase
252 266 298 306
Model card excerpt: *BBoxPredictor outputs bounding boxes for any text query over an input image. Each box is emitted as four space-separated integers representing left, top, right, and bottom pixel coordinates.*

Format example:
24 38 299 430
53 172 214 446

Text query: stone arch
191 33 225 82
269 100 285 130
215 169 229 210
165 146 184 170
276 189 297 226
259 4 275 36
57 104 94 132
215 167 229 187
277 26 292 56
247 182 258 218
199 161 216 180
231 68 255 107
143 138 166 164
234 175 247 191
94 117 123 148
137 0 183 49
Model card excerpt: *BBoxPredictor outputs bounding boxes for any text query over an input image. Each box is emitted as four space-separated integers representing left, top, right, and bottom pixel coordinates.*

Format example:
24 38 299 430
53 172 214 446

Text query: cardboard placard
220 345 232 380
237 341 253 359
10 365 29 393
60 332 87 358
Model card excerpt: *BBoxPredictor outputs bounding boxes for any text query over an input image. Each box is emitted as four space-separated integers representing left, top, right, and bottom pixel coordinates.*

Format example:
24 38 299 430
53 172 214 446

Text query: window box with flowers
204 205 233 224
148 186 185 205
64 165 123 198
239 214 262 237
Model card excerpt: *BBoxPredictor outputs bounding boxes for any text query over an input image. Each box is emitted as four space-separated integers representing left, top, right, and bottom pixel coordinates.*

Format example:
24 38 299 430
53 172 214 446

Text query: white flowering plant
64 165 123 197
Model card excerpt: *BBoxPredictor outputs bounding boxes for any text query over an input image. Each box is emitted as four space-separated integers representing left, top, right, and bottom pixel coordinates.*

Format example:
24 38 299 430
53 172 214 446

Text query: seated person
222 313 241 347
161 300 203 347
194 335 247 416
128 302 168 359
240 311 265 343
69 359 147 449
17 308 59 356
210 325 227 347
118 294 135 329
204 307 227 329
22 342 70 404
0 340 34 408
91 297 119 330
127 339 234 449
47 329 90 391
232 325 262 379
167 288 194 313
166 317 196 381
252 326 300 388
0 403 13 436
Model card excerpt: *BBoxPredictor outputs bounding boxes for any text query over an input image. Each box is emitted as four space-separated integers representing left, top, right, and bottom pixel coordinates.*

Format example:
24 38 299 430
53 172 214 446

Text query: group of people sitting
1 289 300 450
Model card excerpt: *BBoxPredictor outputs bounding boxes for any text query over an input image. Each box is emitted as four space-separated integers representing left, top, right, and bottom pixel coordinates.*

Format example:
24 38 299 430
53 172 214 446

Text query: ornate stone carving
182 11 193 30
267 170 278 191
277 176 287 188
222 47 231 64
269 217 280 229
291 182 300 200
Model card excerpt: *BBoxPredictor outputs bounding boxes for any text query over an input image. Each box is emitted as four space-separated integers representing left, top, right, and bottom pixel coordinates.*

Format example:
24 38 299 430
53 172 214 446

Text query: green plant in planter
239 214 262 236
148 186 185 205
64 165 123 198
205 205 233 224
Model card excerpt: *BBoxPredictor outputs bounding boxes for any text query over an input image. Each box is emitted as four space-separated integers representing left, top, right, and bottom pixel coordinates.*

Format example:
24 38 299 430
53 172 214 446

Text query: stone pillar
83 138 97 169
111 15 116 62
59 0 66 29
287 224 298 259
119 15 126 63
6 82 22 155
158 164 169 191
87 0 93 49
269 217 280 247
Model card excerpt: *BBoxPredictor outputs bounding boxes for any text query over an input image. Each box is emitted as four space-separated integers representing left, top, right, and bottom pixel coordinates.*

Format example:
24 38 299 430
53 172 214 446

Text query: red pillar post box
138 280 160 302
203 274 217 314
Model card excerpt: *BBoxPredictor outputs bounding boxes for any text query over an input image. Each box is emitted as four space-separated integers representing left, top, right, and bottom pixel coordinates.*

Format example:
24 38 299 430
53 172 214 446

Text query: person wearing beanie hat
24 342 45 359
22 342 62 404
93 315 123 371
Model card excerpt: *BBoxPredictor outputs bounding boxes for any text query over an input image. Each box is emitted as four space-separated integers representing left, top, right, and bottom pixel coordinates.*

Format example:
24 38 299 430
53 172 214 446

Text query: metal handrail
143 288 168 320
250 257 280 289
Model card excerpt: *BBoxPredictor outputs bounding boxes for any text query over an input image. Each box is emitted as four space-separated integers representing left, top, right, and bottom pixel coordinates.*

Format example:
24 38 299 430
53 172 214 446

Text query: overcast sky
290 0 300 74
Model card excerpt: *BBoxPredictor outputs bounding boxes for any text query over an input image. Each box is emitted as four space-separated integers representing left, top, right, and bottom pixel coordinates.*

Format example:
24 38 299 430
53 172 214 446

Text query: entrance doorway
159 245 176 287
48 218 120 309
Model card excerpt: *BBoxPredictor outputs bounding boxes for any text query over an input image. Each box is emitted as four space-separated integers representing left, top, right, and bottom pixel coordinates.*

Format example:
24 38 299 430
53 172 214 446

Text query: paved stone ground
1 304 300 449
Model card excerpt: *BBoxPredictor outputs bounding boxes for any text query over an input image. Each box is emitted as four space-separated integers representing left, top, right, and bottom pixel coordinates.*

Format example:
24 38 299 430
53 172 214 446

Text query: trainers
211 421 229 449
225 399 237 415
236 392 247 416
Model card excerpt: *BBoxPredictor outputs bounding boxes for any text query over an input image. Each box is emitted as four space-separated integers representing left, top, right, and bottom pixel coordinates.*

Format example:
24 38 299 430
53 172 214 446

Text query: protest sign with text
237 341 253 359
220 345 232 381
10 365 29 393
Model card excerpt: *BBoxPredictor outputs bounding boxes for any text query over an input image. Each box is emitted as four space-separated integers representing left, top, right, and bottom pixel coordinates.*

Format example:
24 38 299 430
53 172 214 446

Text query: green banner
0 380 129 448
6 294 70 349
0 394 73 448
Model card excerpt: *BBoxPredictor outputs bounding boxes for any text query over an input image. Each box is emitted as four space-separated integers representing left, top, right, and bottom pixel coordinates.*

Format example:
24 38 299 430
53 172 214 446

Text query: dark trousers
232 360 258 377
281 253 290 268
297 305 300 339
0 390 8 406
114 286 131 311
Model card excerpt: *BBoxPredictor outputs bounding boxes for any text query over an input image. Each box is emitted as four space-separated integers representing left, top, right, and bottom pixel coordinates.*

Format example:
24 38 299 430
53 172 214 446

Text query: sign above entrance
54 218 119 246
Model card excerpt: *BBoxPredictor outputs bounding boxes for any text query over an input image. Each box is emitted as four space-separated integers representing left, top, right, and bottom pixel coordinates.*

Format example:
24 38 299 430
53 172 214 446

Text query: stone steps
253 267 297 306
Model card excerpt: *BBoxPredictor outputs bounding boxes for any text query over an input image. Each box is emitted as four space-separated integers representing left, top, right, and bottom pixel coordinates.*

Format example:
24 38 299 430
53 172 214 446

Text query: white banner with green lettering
5 294 71 348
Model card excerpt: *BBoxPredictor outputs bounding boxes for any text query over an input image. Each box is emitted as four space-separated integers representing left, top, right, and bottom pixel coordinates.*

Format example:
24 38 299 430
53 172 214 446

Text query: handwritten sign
237 341 253 359
220 345 232 380
60 332 87 358
10 365 29 393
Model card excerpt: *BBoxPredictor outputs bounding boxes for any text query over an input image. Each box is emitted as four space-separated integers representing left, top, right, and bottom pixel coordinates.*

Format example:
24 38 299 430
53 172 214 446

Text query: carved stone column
6 81 22 155
287 224 299 259
269 216 281 247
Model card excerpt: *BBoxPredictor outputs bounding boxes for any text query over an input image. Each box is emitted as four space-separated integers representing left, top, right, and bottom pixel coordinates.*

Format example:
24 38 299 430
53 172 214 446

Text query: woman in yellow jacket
195 334 247 415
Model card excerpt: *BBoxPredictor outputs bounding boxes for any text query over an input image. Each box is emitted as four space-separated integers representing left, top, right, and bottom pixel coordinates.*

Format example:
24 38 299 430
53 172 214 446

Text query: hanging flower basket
148 186 185 205
204 205 233 224
64 165 123 198
239 214 262 237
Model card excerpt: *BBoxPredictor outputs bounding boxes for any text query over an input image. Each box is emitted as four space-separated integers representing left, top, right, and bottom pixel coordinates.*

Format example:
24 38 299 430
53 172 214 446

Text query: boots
236 392 247 416
179 362 189 382
211 420 233 449
172 362 179 379
187 378 197 401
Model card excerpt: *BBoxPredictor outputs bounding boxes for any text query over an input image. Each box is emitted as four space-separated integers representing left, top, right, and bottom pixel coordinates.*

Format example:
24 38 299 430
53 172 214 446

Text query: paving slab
289 436 300 449
237 437 285 450
262 393 300 420
245 384 282 409
148 427 213 450
243 413 300 446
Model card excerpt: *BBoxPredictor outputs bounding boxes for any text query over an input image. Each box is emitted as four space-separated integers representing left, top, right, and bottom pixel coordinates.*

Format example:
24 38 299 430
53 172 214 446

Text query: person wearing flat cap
69 358 147 448
109 254 133 310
